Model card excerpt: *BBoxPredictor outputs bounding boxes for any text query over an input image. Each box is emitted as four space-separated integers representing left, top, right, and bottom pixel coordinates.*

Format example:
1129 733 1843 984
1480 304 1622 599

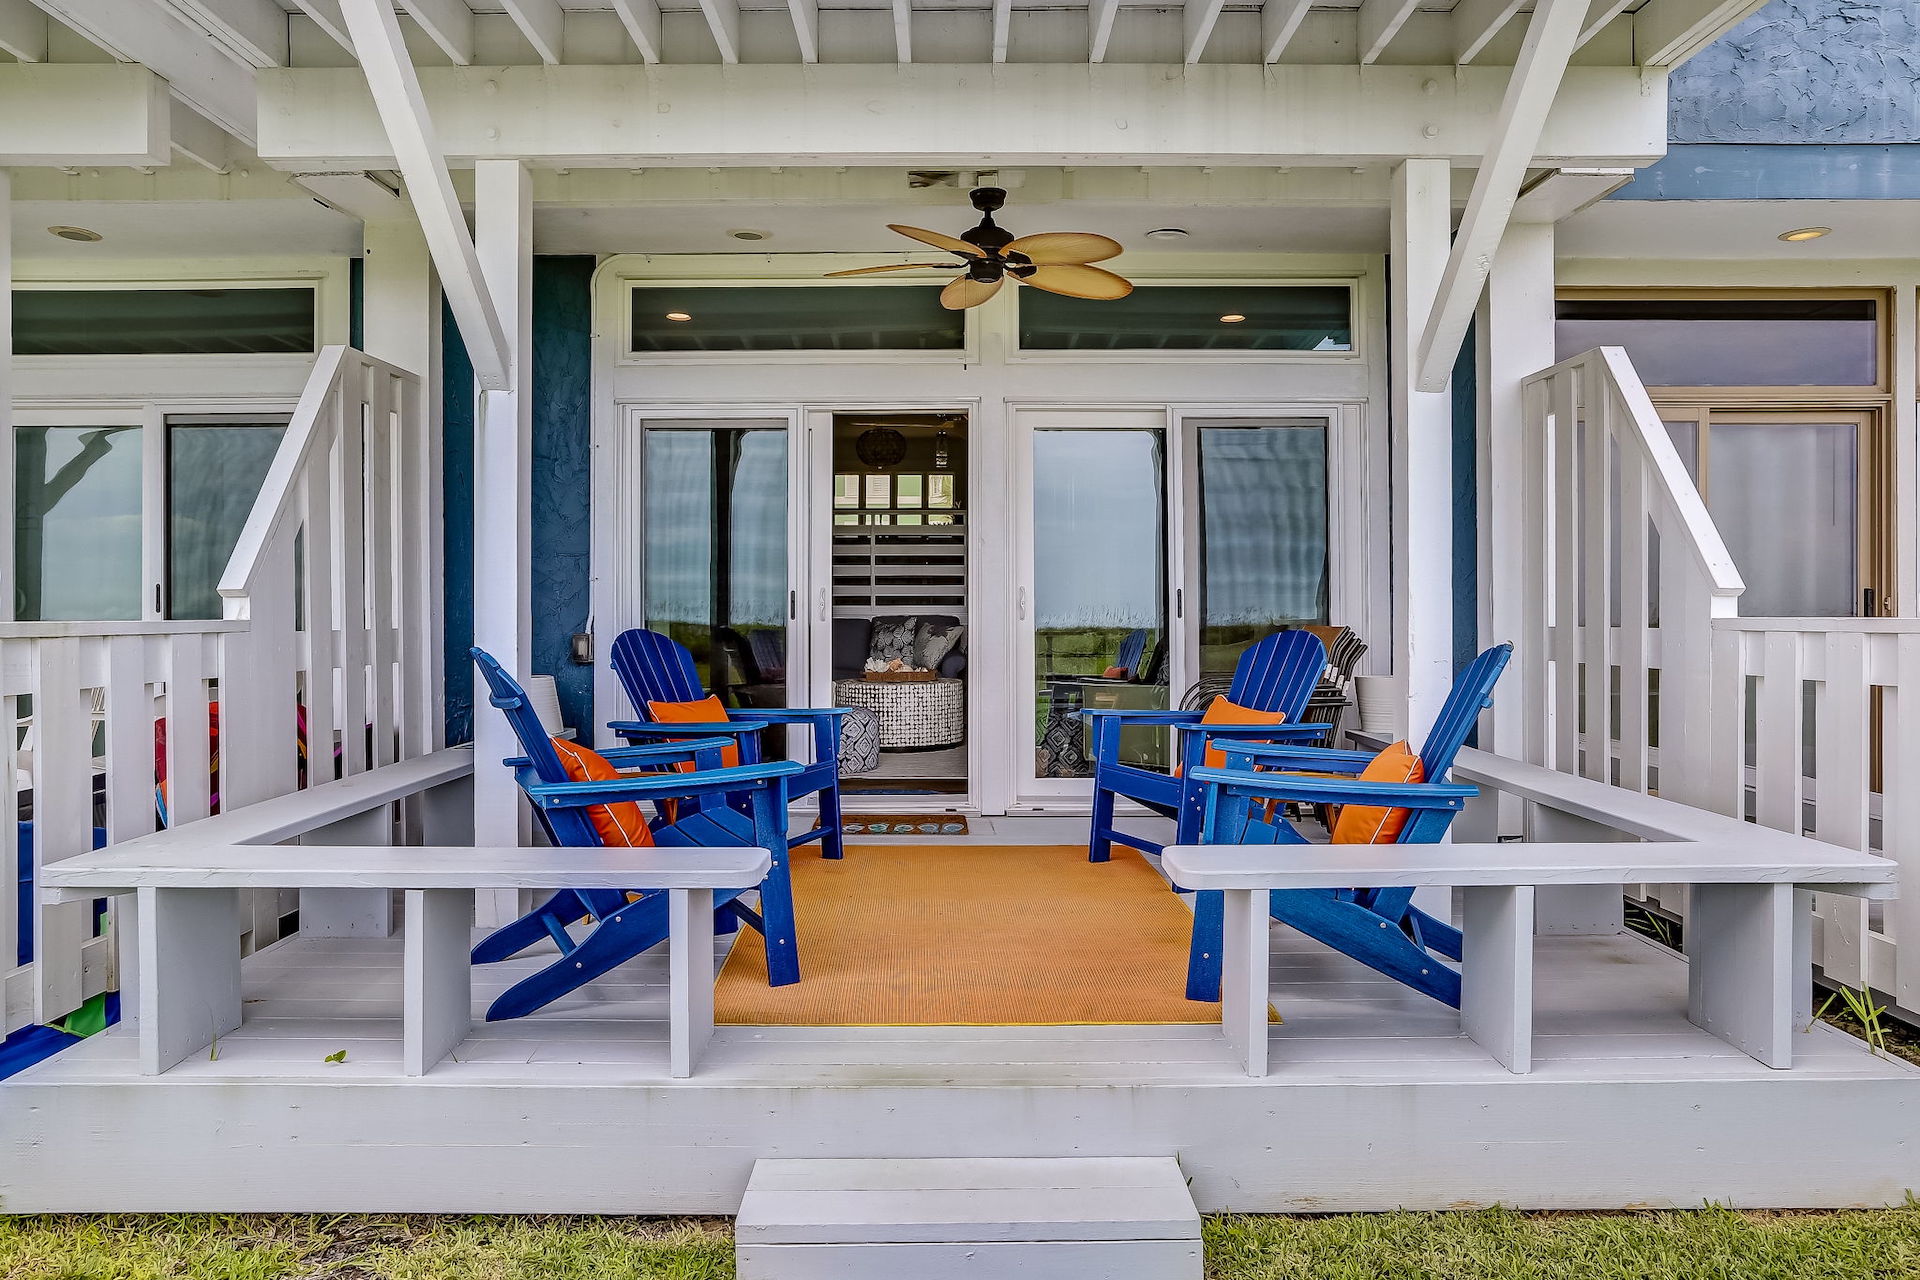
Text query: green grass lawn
6 1207 1920 1279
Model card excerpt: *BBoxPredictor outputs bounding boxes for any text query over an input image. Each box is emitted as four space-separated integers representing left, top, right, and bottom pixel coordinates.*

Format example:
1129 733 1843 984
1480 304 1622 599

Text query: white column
1389 159 1455 745
0 169 13 621
471 160 534 923
1479 220 1555 775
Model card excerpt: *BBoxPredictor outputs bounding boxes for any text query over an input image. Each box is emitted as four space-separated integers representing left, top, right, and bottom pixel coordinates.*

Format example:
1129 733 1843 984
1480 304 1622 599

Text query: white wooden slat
1752 632 1803 834
1549 365 1580 775
302 449 339 786
396 370 431 761
1811 629 1869 989
336 381 371 777
1887 632 1920 1011
1579 360 1612 784
164 633 212 827
1519 377 1550 768
1614 422 1649 792
367 362 399 768
33 638 95 1022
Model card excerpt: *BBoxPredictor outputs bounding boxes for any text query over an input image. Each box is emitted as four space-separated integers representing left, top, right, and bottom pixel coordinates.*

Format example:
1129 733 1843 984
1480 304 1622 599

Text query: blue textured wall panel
1669 0 1919 144
1617 142 1920 200
439 257 596 748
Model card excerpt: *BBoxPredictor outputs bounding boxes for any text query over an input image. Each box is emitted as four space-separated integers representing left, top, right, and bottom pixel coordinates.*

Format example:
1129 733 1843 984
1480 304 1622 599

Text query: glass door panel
167 420 287 619
15 425 144 621
1708 419 1860 618
1031 427 1168 780
641 421 790 709
1193 420 1330 673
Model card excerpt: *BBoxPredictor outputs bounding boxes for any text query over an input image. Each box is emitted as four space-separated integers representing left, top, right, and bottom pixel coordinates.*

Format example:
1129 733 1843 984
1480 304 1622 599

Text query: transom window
631 286 964 353
13 287 318 357
1019 284 1354 352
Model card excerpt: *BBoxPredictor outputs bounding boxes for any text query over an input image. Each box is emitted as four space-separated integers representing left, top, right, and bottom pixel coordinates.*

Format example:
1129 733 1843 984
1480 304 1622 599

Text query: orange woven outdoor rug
714 843 1263 1026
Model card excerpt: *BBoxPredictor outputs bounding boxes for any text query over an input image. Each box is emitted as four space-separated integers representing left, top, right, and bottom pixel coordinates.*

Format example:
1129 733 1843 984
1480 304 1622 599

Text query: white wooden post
0 169 12 622
1459 883 1533 1073
668 886 717 1078
1389 158 1454 747
1479 221 1554 772
472 159 535 925
403 887 473 1076
1218 886 1271 1077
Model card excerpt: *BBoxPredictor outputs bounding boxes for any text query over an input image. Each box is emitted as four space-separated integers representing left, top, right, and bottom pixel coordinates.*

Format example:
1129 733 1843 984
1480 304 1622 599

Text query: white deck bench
1163 771 1897 1077
43 843 771 1079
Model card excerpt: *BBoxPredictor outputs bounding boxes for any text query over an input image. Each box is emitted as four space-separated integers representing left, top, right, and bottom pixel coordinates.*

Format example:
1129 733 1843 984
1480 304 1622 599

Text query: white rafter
397 0 473 65
990 0 1010 62
1414 0 1590 391
28 0 259 142
0 0 47 62
891 0 910 62
170 101 234 171
1577 0 1636 47
1087 0 1120 62
288 0 356 52
609 0 662 63
697 0 741 63
1260 0 1311 63
1636 0 1767 67
501 0 564 63
1451 0 1525 63
1183 0 1227 64
163 0 289 68
1356 0 1421 65
786 0 818 62
337 0 509 391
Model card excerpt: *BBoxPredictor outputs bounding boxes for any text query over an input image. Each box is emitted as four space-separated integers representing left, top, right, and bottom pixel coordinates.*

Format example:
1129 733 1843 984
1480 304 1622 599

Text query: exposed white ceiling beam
500 0 563 64
396 0 473 65
1414 0 1590 391
0 63 171 165
696 0 741 63
0 0 48 62
163 0 289 68
891 0 909 61
1183 0 1227 64
990 0 1010 62
28 0 259 143
295 169 406 219
258 63 1670 169
1356 0 1421 65
786 0 818 62
1636 0 1767 67
288 0 356 53
1510 165 1634 222
609 0 661 63
1451 0 1525 63
1260 0 1311 63
337 0 509 390
1087 0 1119 62
169 101 234 171
1576 0 1635 48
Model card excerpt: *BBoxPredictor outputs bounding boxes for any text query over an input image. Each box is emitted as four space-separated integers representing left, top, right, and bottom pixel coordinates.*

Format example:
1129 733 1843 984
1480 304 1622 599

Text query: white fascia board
256 63 1669 169
0 0 47 63
0 63 172 166
609 0 663 63
501 0 565 65
28 0 258 143
163 0 291 69
398 0 475 65
1357 0 1421 64
1635 0 1768 67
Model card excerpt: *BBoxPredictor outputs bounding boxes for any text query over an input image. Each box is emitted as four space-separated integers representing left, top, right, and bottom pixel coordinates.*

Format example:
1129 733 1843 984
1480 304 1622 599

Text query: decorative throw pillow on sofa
868 615 921 666
912 618 966 671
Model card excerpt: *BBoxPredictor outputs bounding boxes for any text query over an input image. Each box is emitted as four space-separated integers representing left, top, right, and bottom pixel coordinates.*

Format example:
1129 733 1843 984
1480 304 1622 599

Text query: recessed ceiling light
728 229 770 241
47 225 102 242
1145 228 1189 241
665 311 693 322
1779 226 1832 242
1219 313 1247 324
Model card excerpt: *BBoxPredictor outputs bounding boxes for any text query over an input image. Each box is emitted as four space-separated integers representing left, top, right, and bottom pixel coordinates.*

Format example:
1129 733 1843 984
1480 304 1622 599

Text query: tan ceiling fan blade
940 275 1004 310
1019 264 1134 300
1005 231 1124 264
824 263 957 276
888 224 983 258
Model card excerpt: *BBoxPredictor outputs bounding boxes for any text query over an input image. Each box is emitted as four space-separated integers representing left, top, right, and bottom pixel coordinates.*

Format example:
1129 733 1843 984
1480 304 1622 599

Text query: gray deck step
735 1156 1201 1279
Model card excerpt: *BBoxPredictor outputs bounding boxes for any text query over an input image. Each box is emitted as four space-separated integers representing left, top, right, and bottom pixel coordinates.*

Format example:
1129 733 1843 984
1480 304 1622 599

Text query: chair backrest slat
1113 629 1148 678
611 629 708 708
1414 642 1514 782
471 647 603 848
1224 630 1327 720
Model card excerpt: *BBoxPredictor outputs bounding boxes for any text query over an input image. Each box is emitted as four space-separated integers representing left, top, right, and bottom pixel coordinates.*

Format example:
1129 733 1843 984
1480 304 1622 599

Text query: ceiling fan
825 187 1133 310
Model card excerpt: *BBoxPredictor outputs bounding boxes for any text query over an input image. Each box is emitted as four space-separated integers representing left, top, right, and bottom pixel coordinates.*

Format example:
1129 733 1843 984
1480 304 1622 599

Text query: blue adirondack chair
1081 629 1332 868
608 628 851 861
469 647 804 1021
1184 642 1514 1006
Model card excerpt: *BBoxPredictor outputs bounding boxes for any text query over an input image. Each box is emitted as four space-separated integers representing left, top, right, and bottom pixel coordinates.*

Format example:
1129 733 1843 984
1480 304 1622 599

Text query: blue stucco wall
439 255 597 748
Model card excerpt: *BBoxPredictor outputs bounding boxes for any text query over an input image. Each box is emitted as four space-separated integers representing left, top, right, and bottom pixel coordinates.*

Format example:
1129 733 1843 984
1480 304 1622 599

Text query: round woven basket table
832 677 966 750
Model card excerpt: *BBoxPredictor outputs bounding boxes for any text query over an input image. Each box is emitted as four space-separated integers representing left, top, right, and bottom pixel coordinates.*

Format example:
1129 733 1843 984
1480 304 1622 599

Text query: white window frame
1007 276 1366 366
616 276 981 367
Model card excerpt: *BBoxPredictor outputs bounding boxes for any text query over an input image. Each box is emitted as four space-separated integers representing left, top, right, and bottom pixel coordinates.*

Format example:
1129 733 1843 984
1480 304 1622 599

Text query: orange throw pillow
550 737 655 848
1195 695 1288 772
1330 740 1426 845
1102 665 1130 680
647 695 741 768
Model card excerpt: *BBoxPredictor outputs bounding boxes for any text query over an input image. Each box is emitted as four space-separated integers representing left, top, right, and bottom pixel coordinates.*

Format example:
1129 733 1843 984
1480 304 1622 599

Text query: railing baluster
1812 629 1870 989
32 638 94 1022
1614 409 1650 792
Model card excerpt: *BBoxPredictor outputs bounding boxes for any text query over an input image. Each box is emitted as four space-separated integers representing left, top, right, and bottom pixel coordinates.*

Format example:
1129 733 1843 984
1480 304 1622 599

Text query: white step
735 1156 1202 1280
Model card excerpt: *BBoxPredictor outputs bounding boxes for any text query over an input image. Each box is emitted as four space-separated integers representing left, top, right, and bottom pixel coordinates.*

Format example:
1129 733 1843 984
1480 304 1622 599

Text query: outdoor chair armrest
1172 722 1331 740
608 719 770 739
741 708 851 724
1216 743 1379 773
1188 764 1477 810
523 759 804 811
595 739 740 768
1076 709 1204 726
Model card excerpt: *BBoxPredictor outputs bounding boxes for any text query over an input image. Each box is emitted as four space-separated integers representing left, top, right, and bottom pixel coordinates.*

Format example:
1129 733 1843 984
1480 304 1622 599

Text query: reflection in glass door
640 421 791 710
1030 424 1169 781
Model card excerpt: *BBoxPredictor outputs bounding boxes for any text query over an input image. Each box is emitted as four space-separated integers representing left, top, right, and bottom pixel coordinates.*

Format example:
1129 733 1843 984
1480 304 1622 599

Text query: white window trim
1006 276 1366 366
616 275 981 367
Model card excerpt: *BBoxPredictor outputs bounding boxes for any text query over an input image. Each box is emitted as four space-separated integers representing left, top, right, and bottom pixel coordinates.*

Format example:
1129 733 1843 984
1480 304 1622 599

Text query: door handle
790 589 798 621
1017 586 1028 620
818 587 828 621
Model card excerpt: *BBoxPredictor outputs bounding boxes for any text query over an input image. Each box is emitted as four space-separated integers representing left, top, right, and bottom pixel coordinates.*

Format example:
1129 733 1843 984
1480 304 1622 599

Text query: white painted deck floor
22 817 1911 1090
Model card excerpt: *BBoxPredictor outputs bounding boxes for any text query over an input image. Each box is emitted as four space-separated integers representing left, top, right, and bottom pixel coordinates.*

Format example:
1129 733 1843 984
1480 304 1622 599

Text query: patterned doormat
821 814 971 836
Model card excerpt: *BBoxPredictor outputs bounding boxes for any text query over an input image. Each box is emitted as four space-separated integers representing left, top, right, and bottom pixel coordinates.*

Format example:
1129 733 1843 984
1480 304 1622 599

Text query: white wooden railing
1522 346 1917 1013
3 346 440 1035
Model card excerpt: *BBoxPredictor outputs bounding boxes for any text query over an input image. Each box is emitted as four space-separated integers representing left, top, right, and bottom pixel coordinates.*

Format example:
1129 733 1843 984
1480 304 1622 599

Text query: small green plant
324 1049 347 1064
1817 984 1891 1055
1624 901 1679 949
